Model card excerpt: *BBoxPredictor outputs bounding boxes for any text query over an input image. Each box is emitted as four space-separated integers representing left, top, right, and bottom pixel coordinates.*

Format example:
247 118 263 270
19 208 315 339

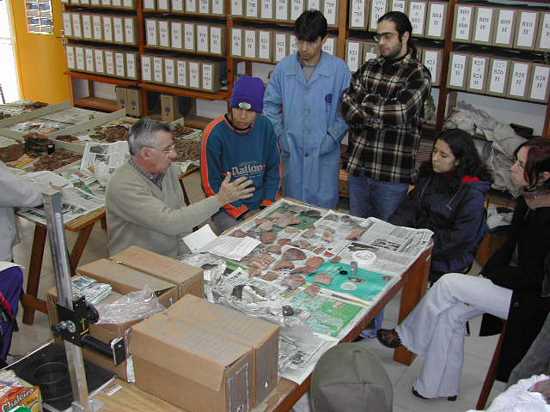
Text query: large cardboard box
131 309 253 412
161 94 181 121
170 295 279 406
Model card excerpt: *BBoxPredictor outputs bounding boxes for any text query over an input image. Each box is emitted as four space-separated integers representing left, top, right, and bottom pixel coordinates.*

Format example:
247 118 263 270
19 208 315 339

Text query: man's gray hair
128 118 173 156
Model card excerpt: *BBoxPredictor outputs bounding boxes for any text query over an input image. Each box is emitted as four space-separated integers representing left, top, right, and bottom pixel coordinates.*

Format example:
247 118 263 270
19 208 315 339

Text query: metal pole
43 189 95 412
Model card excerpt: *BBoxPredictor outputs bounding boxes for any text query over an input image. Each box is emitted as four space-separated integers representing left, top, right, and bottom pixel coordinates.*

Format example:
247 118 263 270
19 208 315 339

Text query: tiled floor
10 217 507 412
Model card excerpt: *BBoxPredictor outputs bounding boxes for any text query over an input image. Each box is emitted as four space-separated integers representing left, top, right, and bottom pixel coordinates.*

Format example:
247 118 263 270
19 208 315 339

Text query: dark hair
295 10 328 42
128 118 172 156
420 129 492 188
514 137 550 190
378 11 417 59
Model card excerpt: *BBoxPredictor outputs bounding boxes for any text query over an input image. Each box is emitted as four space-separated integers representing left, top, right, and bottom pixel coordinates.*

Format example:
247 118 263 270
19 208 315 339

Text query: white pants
396 273 513 398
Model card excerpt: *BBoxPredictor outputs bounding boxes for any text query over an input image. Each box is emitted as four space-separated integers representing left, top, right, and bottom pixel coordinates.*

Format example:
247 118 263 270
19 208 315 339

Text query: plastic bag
95 286 165 324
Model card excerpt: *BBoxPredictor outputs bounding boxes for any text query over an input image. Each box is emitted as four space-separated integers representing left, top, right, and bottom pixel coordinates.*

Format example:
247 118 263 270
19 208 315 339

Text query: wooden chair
476 321 507 409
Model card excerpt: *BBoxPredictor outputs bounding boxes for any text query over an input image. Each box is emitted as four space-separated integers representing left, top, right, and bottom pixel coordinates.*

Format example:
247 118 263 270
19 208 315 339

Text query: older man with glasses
106 118 254 256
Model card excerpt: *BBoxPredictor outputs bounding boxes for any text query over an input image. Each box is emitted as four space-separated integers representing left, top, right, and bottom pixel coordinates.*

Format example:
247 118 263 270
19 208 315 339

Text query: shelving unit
61 0 550 137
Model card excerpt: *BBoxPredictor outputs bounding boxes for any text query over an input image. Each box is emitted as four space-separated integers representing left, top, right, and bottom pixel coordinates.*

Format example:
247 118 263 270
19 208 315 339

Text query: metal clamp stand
44 190 102 412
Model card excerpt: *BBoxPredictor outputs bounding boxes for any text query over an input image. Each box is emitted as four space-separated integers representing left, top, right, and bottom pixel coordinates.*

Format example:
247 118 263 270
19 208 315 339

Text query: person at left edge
263 10 351 209
201 76 280 234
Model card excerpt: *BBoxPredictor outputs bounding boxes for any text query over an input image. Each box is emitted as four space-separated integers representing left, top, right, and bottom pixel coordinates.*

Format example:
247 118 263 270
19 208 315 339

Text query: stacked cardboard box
63 12 137 46
144 0 225 15
66 45 140 81
61 0 136 9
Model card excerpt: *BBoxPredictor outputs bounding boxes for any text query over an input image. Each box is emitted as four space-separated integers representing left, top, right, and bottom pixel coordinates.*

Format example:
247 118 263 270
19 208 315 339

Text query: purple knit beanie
230 76 265 113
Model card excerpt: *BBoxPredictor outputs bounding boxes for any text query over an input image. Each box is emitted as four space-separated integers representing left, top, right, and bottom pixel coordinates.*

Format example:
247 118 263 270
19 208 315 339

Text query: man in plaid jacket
342 11 431 222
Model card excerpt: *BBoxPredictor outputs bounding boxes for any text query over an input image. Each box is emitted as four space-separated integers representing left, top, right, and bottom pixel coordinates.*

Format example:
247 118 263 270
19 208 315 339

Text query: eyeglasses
144 143 176 154
373 32 398 43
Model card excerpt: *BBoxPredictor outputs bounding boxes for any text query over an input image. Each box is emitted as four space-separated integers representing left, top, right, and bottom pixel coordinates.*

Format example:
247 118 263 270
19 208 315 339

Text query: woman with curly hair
390 128 492 283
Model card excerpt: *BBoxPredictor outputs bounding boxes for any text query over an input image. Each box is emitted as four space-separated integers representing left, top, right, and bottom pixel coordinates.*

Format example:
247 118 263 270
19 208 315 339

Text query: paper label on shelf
94 50 105 74
212 0 224 14
489 59 508 94
276 0 289 20
516 11 537 48
390 0 405 12
113 17 124 43
171 22 183 49
423 49 439 84
232 28 243 56
290 0 304 21
177 60 187 87
153 57 164 82
126 53 136 79
210 27 223 55
275 32 287 61
92 15 102 40
261 0 273 19
494 9 514 46
199 0 209 13
346 41 361 73
82 15 93 39
143 0 155 9
186 0 198 13
449 53 467 88
369 0 387 31
103 16 113 42
323 0 337 25
189 62 201 88
202 64 213 90
72 14 82 38
427 2 445 38
145 19 158 46
474 7 493 43
172 0 184 11
158 0 169 10
123 0 133 6
538 13 550 50
350 0 366 28
158 20 170 48
247 0 258 17
142 56 152 81
244 30 256 58
76 47 85 71
509 62 529 97
85 48 94 72
454 5 472 41
232 0 243 16
196 25 209 53
105 51 115 75
469 56 487 91
124 18 135 44
408 1 426 36
164 59 176 84
112 0 122 6
258 31 271 60
322 37 335 55
66 46 75 70
101 0 111 5
289 34 297 54
530 65 550 101
115 52 125 77
90 0 101 5
308 0 320 11
63 13 73 37
184 23 195 51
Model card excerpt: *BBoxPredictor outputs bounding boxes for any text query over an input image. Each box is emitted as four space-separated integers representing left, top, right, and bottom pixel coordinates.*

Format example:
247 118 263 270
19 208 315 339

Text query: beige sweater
106 162 221 257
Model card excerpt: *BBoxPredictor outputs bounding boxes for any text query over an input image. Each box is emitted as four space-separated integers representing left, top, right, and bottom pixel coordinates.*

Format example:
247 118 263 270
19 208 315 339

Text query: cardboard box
176 60 188 87
261 0 274 20
346 40 363 73
246 0 259 18
408 0 427 37
143 0 156 10
232 27 243 57
201 61 222 92
188 60 202 89
72 13 83 38
487 58 511 97
115 86 127 109
105 50 115 76
447 52 470 90
537 12 550 51
275 0 289 21
145 18 158 47
85 47 95 72
126 88 142 117
92 15 103 42
186 0 198 14
425 1 446 39
528 64 550 103
75 46 85 71
514 10 539 50
113 16 125 44
422 48 442 86
171 21 184 50
131 311 253 412
507 61 532 100
172 0 184 12
244 29 257 59
124 17 137 45
210 25 225 56
161 94 180 121
171 295 279 406
125 52 139 80
164 58 177 86
212 0 225 14
94 49 105 74
232 0 244 16
472 6 494 45
467 55 489 93
453 4 474 42
66 45 76 70
115 51 126 78
492 8 516 48
103 15 113 42
153 56 164 83
369 0 388 32
158 20 171 48
290 0 304 21
196 24 210 53
257 30 273 62
63 12 73 37
323 0 338 26
274 31 287 62
141 55 152 82
82 14 93 40
184 22 196 52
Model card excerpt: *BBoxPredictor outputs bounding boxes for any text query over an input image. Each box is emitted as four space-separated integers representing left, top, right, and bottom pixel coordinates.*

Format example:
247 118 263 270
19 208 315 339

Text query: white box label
146 19 158 46
347 41 361 73
143 0 155 9
276 0 289 20
261 0 273 19
322 37 335 55
494 9 514 46
489 59 508 95
212 0 224 14
323 0 337 25
66 46 75 70
196 25 209 53
126 53 136 79
409 1 427 36
171 22 183 49
350 0 366 28
105 51 115 75
232 28 243 56
423 49 439 84
469 57 487 91
189 62 200 88
427 2 445 38
172 0 184 11
112 0 122 6
530 65 550 101
94 50 105 73
82 15 93 39
289 34 297 54
290 0 304 21
454 6 472 41
539 13 550 50
177 60 187 87
245 30 256 58
308 0 320 11
103 16 113 42
76 47 85 71
275 32 287 61
158 20 170 48
124 18 135 44
449 53 467 88
85 48 94 72
231 0 243 16
153 57 163 82
258 31 271 60
509 62 529 97
72 14 82 38
158 0 169 9
184 23 195 51
369 0 387 31
113 17 124 43
516 12 537 48
390 0 405 12
92 15 102 40
142 56 152 81
202 64 213 90
164 59 175 84
474 8 493 43
186 0 197 13
115 52 125 77
210 27 223 55
123 0 134 6
199 0 209 13
63 13 73 37
247 0 258 17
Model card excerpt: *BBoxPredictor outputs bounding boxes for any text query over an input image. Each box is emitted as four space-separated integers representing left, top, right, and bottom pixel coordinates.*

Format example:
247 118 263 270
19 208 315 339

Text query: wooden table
20 208 106 325
91 246 432 412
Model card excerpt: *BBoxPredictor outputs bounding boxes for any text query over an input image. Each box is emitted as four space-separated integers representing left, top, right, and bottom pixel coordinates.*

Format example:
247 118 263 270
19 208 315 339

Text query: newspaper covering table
180 198 433 385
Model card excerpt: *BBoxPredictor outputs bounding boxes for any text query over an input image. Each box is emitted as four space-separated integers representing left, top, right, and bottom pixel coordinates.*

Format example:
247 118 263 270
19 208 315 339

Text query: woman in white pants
377 137 550 400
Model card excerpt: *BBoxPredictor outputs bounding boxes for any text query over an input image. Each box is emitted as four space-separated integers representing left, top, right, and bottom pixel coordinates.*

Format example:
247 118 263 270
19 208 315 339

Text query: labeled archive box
177 60 188 87
153 56 165 83
232 0 244 16
63 13 73 37
244 29 257 59
346 40 363 73
93 15 103 41
158 20 171 48
422 48 442 86
105 50 115 76
94 49 105 74
246 0 259 18
124 17 137 45
274 32 288 62
389 0 405 12
172 0 185 12
492 8 516 48
323 0 338 26
184 22 196 52
146 19 158 47
157 0 170 11
112 16 125 44
275 0 290 21
126 52 139 80
75 47 85 71
447 52 470 90
82 14 93 40
408 0 427 37
507 61 531 100
472 6 494 45
537 12 550 51
143 0 156 10
66 45 76 70
72 13 83 38
322 36 336 55
196 24 210 53
186 0 199 13
529 64 550 103
142 55 152 82
85 47 95 72
514 10 539 50
257 30 273 62
369 0 388 31
290 0 305 22
425 1 447 40
115 51 126 78
487 58 511 97
201 61 222 92
453 4 474 42
232 27 243 57
164 58 177 85
188 61 201 89
171 21 184 50
261 0 275 19
467 55 490 93
103 15 113 42
349 0 369 29
210 25 225 56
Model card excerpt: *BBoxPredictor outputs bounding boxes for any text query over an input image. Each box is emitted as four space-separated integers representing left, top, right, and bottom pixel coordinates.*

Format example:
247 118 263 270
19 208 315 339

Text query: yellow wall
11 0 71 103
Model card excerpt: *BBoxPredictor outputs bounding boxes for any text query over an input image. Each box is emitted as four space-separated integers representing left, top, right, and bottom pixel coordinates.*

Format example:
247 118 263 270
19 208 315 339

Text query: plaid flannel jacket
341 52 431 183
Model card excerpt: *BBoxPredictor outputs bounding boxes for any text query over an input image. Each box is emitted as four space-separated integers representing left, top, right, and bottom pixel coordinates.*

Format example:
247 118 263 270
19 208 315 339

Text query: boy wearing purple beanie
201 76 280 233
